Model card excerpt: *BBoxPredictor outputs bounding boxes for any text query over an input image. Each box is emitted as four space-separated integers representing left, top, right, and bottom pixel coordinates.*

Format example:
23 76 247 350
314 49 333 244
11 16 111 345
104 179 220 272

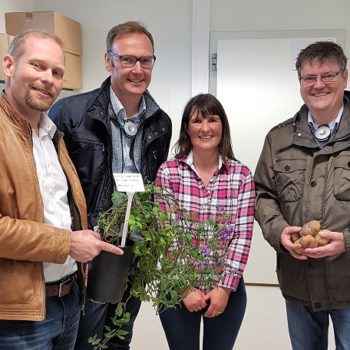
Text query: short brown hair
8 29 64 59
106 21 154 52
295 41 347 76
174 93 235 160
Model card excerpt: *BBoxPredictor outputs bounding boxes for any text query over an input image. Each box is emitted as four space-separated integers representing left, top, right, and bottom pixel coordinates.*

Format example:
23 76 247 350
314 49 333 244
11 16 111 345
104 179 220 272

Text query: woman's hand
203 286 230 318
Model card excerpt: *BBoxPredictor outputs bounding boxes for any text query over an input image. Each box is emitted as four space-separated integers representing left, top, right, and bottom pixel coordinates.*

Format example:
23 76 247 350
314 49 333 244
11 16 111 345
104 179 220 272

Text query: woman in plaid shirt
155 93 255 350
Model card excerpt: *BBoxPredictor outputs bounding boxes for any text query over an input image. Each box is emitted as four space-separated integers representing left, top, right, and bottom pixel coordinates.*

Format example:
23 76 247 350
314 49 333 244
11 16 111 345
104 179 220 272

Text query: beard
24 88 57 112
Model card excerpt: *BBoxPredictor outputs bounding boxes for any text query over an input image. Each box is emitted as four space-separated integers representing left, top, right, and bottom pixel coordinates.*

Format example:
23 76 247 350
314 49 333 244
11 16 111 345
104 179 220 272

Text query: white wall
209 0 350 101
211 0 350 56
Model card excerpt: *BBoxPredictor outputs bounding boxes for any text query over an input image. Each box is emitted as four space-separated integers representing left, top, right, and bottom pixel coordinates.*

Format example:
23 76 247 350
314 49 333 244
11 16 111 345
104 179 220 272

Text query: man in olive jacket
255 41 350 350
0 30 122 349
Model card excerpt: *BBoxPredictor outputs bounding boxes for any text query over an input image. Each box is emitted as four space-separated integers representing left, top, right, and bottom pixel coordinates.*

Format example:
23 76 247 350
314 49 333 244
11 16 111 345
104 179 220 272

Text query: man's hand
280 226 307 260
69 230 123 263
303 230 345 258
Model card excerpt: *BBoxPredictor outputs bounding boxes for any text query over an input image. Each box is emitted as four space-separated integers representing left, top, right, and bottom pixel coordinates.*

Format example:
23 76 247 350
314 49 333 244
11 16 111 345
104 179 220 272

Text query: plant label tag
113 173 145 192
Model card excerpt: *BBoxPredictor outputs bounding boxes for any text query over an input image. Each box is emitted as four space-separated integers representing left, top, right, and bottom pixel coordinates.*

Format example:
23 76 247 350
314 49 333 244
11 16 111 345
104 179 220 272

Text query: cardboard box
0 33 12 82
5 11 82 55
64 52 82 90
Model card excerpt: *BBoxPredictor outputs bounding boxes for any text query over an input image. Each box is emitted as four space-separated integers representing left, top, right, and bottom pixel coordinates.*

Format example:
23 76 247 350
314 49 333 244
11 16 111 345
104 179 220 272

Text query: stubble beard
25 89 56 112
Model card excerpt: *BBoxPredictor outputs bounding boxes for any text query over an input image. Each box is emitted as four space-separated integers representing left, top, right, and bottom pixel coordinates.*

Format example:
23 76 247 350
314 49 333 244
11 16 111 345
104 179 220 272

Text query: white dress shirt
31 113 77 282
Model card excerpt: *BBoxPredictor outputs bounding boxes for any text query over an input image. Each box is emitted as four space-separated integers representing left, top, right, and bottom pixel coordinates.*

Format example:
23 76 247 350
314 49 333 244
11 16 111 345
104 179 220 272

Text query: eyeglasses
299 69 344 86
108 51 156 69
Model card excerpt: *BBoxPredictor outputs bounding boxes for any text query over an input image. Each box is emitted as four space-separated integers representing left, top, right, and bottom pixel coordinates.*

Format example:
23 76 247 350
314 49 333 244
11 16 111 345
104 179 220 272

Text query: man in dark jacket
255 41 350 350
50 21 172 350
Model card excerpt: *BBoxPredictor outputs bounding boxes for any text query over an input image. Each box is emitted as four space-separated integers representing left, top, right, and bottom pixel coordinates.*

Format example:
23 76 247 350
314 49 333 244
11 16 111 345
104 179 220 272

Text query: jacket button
313 302 321 309
311 181 316 187
285 165 291 171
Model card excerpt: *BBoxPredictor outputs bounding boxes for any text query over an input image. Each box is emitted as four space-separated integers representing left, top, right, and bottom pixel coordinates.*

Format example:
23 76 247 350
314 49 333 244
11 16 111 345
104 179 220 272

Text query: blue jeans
159 279 246 350
75 285 141 350
286 300 350 350
0 283 80 350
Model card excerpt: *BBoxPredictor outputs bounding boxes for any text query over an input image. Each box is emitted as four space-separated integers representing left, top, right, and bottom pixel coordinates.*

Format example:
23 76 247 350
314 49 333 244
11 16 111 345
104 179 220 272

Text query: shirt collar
308 104 344 130
38 113 57 138
109 86 146 120
184 151 224 173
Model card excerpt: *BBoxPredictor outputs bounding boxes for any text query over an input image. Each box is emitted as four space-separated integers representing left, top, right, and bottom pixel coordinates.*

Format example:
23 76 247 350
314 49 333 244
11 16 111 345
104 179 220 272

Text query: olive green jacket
255 91 350 311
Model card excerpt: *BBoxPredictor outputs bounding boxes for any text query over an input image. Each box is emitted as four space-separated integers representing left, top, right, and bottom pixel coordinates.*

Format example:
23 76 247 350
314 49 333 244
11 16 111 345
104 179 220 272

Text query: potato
315 232 330 246
292 219 330 255
293 238 304 255
291 232 301 243
299 235 318 249
300 220 321 237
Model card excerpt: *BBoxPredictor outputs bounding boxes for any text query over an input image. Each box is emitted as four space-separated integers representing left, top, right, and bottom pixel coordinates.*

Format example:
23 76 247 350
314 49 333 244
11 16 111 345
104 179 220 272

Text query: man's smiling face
299 58 348 122
106 33 154 101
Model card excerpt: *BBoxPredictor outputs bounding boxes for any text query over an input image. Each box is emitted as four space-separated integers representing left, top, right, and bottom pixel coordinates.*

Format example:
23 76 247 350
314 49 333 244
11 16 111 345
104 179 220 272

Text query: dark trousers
160 279 246 350
74 283 141 350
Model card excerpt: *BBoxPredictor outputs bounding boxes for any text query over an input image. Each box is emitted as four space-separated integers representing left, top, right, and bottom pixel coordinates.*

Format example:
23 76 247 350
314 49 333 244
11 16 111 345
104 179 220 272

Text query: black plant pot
86 239 134 303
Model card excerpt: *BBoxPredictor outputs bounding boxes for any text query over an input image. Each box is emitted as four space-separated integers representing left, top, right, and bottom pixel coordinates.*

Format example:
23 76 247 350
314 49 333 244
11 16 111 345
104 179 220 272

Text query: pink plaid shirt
155 154 255 291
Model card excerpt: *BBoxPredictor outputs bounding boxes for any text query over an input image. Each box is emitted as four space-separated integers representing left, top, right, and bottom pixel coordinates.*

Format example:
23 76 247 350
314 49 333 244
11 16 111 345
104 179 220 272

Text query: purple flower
218 225 234 242
201 245 212 257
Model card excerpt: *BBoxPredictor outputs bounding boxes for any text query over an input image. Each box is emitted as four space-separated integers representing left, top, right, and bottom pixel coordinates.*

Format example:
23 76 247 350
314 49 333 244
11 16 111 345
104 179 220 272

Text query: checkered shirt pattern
155 155 255 291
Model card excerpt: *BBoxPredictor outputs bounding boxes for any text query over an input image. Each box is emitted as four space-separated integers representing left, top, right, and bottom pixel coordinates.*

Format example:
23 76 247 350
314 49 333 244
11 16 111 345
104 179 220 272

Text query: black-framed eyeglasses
299 69 344 86
108 50 156 69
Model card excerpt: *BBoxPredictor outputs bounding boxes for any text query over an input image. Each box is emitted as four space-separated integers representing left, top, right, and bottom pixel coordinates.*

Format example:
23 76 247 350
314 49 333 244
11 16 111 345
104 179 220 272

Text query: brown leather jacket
0 94 88 321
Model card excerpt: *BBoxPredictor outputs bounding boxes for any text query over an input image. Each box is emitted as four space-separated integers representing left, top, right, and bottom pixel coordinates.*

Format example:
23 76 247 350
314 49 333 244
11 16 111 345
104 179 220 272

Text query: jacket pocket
0 260 41 305
274 159 306 202
68 137 106 184
333 155 350 201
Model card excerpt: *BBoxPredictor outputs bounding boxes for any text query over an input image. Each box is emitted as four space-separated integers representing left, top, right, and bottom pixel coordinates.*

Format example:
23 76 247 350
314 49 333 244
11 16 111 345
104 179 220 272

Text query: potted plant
88 184 232 349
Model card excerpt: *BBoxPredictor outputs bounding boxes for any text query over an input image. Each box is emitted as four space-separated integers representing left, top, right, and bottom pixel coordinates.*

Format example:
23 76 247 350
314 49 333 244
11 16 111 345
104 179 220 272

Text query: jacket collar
89 77 161 122
0 92 31 133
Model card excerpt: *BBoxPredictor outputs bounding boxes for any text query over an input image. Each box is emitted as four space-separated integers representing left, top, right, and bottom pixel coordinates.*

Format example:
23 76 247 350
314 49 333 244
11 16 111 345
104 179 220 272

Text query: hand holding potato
292 220 330 256
303 229 345 258
280 226 307 260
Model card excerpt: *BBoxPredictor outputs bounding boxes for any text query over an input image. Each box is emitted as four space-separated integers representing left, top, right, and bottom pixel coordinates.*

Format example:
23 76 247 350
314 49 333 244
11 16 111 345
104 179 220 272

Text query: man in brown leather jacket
0 30 123 349
255 41 350 350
